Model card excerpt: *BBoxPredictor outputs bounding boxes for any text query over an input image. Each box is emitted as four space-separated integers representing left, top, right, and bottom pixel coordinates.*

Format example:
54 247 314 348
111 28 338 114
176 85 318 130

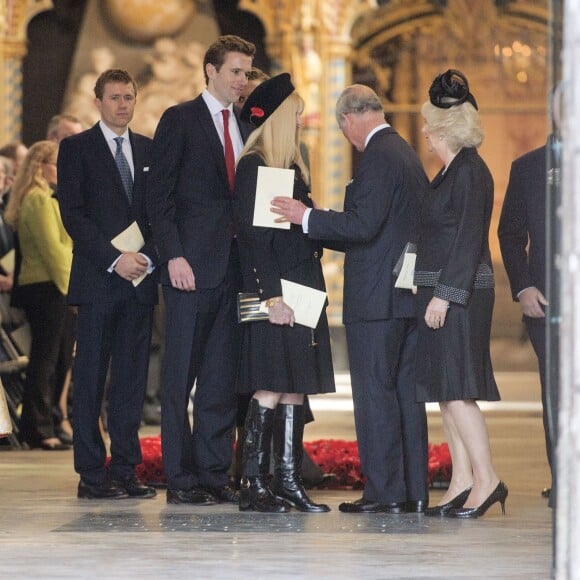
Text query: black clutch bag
237 293 269 323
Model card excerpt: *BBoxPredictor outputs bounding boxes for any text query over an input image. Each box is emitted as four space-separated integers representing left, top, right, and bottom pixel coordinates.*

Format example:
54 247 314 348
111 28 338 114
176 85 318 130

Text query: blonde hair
421 100 484 153
239 91 309 185
5 140 57 230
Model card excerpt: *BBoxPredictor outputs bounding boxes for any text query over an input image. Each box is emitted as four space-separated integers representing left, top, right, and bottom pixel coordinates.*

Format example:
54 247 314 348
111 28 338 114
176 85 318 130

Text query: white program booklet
111 221 147 287
394 252 416 290
253 166 295 229
281 279 327 329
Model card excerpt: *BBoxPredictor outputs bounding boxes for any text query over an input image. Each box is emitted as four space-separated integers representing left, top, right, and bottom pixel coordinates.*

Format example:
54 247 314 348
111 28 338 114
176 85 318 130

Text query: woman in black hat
233 73 335 513
415 70 507 518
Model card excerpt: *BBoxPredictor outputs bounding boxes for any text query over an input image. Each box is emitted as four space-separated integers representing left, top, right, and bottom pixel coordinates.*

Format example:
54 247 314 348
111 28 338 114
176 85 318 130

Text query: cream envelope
111 221 147 287
253 166 295 230
281 279 327 329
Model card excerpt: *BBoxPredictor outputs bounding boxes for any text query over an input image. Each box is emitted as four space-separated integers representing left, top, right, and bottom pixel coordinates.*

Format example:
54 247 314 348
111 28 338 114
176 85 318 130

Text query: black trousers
72 299 153 484
19 283 68 444
524 317 554 478
161 247 242 490
346 318 428 503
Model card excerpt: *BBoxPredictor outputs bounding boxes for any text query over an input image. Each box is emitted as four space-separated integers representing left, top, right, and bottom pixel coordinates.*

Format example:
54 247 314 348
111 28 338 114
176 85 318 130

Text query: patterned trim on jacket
414 263 495 305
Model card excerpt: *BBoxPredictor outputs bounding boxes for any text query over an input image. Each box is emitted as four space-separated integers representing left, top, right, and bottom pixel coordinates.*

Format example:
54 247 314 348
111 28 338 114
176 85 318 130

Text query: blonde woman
5 140 73 450
415 70 507 518
233 73 335 512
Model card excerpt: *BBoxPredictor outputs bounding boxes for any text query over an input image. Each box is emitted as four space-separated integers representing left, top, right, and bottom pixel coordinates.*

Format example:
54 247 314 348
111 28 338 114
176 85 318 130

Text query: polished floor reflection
0 371 552 579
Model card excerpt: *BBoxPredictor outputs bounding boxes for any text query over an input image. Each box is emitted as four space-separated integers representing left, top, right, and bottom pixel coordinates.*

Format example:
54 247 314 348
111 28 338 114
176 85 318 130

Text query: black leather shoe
199 485 239 503
541 487 551 498
406 500 428 513
166 488 216 505
112 475 157 499
339 498 406 514
78 480 129 499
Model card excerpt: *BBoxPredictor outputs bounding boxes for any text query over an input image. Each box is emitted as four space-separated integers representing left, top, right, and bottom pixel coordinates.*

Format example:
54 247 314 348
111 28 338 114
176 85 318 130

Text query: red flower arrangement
109 436 452 489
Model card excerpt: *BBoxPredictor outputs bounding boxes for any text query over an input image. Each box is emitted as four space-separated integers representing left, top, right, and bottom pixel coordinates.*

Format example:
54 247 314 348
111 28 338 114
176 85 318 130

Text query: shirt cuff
302 208 312 233
108 253 155 274
108 255 121 273
139 253 155 274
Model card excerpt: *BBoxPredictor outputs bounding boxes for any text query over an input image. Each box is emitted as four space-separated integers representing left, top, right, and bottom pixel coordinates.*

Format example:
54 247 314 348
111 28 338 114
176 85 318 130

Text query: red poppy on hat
241 73 295 127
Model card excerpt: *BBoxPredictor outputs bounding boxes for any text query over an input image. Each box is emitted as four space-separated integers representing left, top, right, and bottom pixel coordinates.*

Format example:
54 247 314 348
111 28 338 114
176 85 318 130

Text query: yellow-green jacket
17 185 72 295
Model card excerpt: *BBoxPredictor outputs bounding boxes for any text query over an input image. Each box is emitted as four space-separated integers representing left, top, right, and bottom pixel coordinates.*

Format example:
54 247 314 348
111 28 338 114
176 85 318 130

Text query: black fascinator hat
240 72 295 128
429 69 478 110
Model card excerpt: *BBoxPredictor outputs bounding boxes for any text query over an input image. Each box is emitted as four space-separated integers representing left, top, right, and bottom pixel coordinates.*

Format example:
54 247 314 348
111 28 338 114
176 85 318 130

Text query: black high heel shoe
423 487 472 517
447 481 508 519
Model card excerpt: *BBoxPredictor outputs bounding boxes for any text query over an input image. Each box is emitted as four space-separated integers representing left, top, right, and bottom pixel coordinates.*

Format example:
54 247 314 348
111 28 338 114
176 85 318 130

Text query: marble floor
0 371 553 579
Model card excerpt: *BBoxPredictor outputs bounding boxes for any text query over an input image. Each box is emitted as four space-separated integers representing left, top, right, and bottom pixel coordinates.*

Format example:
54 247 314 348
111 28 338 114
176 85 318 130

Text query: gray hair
336 85 383 125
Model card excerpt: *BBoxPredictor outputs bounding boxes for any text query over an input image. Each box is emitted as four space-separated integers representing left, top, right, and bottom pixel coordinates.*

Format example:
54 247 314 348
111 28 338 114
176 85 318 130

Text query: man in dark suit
272 84 429 513
146 35 255 505
498 136 560 503
58 69 158 499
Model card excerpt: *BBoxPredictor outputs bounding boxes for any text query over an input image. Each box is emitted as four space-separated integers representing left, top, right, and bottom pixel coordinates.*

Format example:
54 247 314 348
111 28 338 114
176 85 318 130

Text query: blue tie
114 136 133 203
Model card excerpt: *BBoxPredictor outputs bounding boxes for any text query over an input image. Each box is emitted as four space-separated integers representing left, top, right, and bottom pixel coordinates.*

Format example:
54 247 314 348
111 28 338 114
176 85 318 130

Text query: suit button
256 278 260 283
313 251 319 258
253 267 257 273
259 289 263 294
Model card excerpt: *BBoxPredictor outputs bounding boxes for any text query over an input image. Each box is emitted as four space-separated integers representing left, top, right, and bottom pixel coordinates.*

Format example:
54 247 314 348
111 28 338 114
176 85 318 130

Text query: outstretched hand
271 197 307 225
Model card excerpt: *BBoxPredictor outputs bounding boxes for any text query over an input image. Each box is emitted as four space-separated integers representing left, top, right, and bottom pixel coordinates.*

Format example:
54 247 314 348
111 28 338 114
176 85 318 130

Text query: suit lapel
129 130 144 198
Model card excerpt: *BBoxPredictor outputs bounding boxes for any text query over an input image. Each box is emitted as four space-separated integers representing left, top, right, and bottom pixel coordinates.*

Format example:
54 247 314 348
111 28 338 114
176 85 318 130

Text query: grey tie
114 136 133 203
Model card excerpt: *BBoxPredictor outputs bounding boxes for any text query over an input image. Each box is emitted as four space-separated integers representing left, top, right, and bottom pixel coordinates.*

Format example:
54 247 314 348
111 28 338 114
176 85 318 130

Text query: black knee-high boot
272 404 330 513
239 398 288 513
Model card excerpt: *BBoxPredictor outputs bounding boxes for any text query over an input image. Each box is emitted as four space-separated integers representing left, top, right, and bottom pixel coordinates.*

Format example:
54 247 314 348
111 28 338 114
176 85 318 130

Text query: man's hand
168 257 196 291
268 298 295 327
519 287 548 318
425 296 450 330
271 197 307 225
114 252 148 282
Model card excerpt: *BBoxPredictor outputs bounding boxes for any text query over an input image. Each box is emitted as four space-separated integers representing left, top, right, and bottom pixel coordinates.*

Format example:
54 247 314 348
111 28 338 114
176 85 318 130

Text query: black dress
414 147 500 403
233 154 335 395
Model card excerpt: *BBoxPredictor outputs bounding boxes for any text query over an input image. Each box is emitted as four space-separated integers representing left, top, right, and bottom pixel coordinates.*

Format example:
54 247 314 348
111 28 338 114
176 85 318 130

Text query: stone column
556 0 580 577
0 0 53 144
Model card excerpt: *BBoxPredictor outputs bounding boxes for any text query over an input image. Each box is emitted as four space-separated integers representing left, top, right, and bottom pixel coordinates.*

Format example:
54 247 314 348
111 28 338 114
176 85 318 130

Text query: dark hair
94 69 137 100
203 35 256 84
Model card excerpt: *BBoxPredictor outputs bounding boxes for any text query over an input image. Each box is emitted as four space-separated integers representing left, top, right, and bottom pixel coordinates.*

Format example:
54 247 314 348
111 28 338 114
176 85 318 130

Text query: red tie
222 109 235 193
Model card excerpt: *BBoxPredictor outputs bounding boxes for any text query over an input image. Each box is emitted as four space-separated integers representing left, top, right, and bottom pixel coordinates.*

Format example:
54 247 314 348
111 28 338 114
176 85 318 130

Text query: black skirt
415 286 500 403
236 309 335 395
